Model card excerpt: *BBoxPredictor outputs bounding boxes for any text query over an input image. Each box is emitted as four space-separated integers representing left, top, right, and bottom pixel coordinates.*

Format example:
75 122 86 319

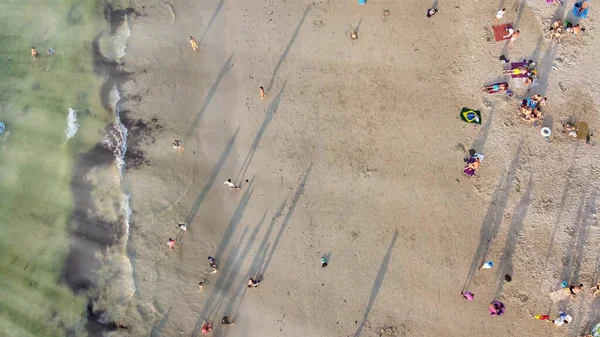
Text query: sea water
0 0 132 335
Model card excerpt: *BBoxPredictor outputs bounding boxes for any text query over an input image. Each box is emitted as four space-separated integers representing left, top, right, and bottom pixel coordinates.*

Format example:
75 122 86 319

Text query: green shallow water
0 0 113 335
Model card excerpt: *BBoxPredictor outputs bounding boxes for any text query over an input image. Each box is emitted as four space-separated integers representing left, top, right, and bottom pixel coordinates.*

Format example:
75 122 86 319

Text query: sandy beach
100 0 600 336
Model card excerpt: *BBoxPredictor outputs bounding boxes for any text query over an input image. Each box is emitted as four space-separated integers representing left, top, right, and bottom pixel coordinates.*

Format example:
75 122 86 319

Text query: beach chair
492 24 513 42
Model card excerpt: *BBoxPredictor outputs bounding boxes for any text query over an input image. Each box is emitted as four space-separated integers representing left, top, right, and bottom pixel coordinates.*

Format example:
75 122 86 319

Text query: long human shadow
497 0 506 11
199 0 226 44
534 41 559 96
558 186 590 287
227 167 310 322
513 0 528 29
431 0 439 9
149 307 172 337
192 226 249 336
184 52 235 142
267 6 310 91
185 128 239 226
354 231 399 337
568 188 597 283
494 174 533 300
471 108 494 154
214 178 255 261
235 81 287 184
551 0 568 22
191 184 255 336
259 164 312 276
205 213 266 337
542 164 575 272
230 200 288 321
462 144 523 292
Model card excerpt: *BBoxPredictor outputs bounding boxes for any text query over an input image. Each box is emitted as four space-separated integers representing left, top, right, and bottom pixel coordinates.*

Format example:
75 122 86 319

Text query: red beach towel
493 24 513 42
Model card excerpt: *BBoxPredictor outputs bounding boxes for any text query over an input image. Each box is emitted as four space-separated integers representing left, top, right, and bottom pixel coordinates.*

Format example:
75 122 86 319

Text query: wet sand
109 0 600 336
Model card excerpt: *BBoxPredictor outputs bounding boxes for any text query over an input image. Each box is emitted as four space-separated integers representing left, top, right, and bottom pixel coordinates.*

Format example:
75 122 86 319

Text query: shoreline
77 1 600 336
62 3 140 335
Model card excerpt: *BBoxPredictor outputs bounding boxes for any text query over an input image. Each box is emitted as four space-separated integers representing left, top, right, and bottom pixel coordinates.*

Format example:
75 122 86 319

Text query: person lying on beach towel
503 67 529 76
482 82 508 94
573 1 590 18
521 97 537 108
492 24 513 41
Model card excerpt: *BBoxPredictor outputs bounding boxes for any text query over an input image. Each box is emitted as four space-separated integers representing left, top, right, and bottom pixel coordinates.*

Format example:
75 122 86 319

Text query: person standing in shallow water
31 47 39 59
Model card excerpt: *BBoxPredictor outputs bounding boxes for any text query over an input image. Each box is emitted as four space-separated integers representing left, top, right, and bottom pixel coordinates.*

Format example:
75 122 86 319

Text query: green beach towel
460 108 481 124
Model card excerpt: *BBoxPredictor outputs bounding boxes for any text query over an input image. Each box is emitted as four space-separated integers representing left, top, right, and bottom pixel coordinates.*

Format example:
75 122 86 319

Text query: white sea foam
114 17 131 59
65 108 79 140
102 86 128 179
120 193 136 295
100 14 137 301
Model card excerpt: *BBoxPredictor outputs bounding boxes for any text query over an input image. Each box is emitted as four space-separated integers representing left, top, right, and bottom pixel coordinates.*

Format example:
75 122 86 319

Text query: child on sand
189 36 199 51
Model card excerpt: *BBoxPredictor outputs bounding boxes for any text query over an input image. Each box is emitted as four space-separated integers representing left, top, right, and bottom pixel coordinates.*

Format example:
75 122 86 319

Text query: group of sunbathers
519 95 547 122
547 19 585 42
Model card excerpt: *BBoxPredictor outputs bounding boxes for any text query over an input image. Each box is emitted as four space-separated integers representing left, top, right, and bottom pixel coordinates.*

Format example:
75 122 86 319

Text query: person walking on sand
189 36 199 51
259 86 266 99
248 278 260 288
461 291 474 301
201 323 212 335
224 179 240 189
495 8 506 24
167 238 177 250
198 281 205 292
31 47 39 59
177 223 187 232
208 256 218 273
172 140 184 151
426 8 437 18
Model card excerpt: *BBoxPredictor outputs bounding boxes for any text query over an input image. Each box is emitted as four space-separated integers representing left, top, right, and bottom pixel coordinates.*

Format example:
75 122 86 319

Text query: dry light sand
110 0 600 336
